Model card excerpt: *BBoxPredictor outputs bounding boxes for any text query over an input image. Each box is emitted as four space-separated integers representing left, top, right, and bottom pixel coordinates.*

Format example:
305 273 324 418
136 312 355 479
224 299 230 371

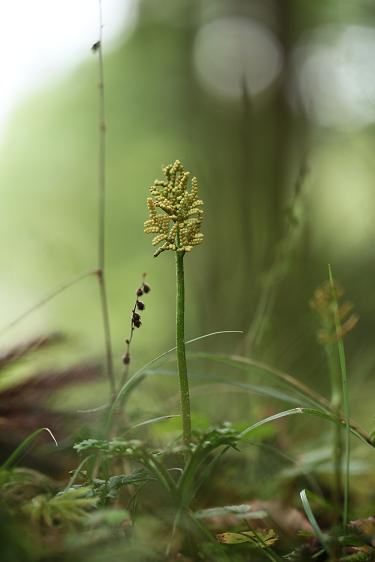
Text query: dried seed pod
143 282 151 293
122 353 130 365
136 300 145 311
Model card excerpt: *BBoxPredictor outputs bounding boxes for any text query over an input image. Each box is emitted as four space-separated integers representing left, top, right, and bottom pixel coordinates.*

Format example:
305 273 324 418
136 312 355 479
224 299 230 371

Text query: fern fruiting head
310 280 359 343
144 160 204 257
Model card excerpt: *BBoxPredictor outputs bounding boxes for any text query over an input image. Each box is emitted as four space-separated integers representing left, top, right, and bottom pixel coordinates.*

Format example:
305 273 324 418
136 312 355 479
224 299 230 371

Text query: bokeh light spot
193 17 283 101
292 25 375 129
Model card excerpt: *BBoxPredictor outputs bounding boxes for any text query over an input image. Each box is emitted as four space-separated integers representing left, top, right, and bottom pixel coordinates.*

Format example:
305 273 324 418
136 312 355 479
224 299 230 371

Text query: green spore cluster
144 160 204 257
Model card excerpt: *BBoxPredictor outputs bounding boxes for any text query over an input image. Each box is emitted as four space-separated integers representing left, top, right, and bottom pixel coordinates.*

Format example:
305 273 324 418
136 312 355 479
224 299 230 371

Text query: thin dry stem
95 0 115 399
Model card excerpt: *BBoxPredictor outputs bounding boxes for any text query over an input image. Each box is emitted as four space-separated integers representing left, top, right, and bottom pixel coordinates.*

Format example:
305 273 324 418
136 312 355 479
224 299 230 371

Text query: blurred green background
1 0 375 427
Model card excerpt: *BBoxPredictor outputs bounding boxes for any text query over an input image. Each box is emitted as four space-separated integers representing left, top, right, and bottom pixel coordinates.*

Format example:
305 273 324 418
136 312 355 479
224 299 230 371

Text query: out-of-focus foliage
1 0 375 437
2 2 375 561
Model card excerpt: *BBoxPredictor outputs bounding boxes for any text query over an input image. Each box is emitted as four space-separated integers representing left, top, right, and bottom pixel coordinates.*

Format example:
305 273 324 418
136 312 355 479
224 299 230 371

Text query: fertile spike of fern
144 160 204 257
310 280 359 343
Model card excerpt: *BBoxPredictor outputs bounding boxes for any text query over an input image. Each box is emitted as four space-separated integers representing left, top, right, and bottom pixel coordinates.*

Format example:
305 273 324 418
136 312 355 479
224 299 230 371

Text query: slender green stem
328 265 350 529
97 270 116 399
176 250 192 450
142 455 178 498
64 455 94 492
326 341 343 525
337 336 350 529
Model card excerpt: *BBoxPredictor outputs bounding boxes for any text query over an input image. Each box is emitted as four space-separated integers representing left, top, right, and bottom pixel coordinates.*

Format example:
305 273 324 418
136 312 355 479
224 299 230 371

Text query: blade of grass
239 408 305 439
126 414 180 431
185 330 243 345
177 369 324 408
187 352 373 446
243 440 324 497
149 367 324 408
140 454 178 498
203 377 321 408
239 407 371 447
64 455 94 491
300 489 333 558
136 366 373 448
190 446 230 502
2 427 58 470
187 352 331 412
328 264 350 528
105 330 242 432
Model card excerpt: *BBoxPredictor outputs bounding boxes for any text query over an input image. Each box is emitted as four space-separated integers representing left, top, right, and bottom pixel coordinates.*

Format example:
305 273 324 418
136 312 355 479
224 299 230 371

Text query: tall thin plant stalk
176 247 191 447
144 160 204 451
328 265 351 529
94 0 116 400
0 3 116 415
326 331 343 525
311 268 356 530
